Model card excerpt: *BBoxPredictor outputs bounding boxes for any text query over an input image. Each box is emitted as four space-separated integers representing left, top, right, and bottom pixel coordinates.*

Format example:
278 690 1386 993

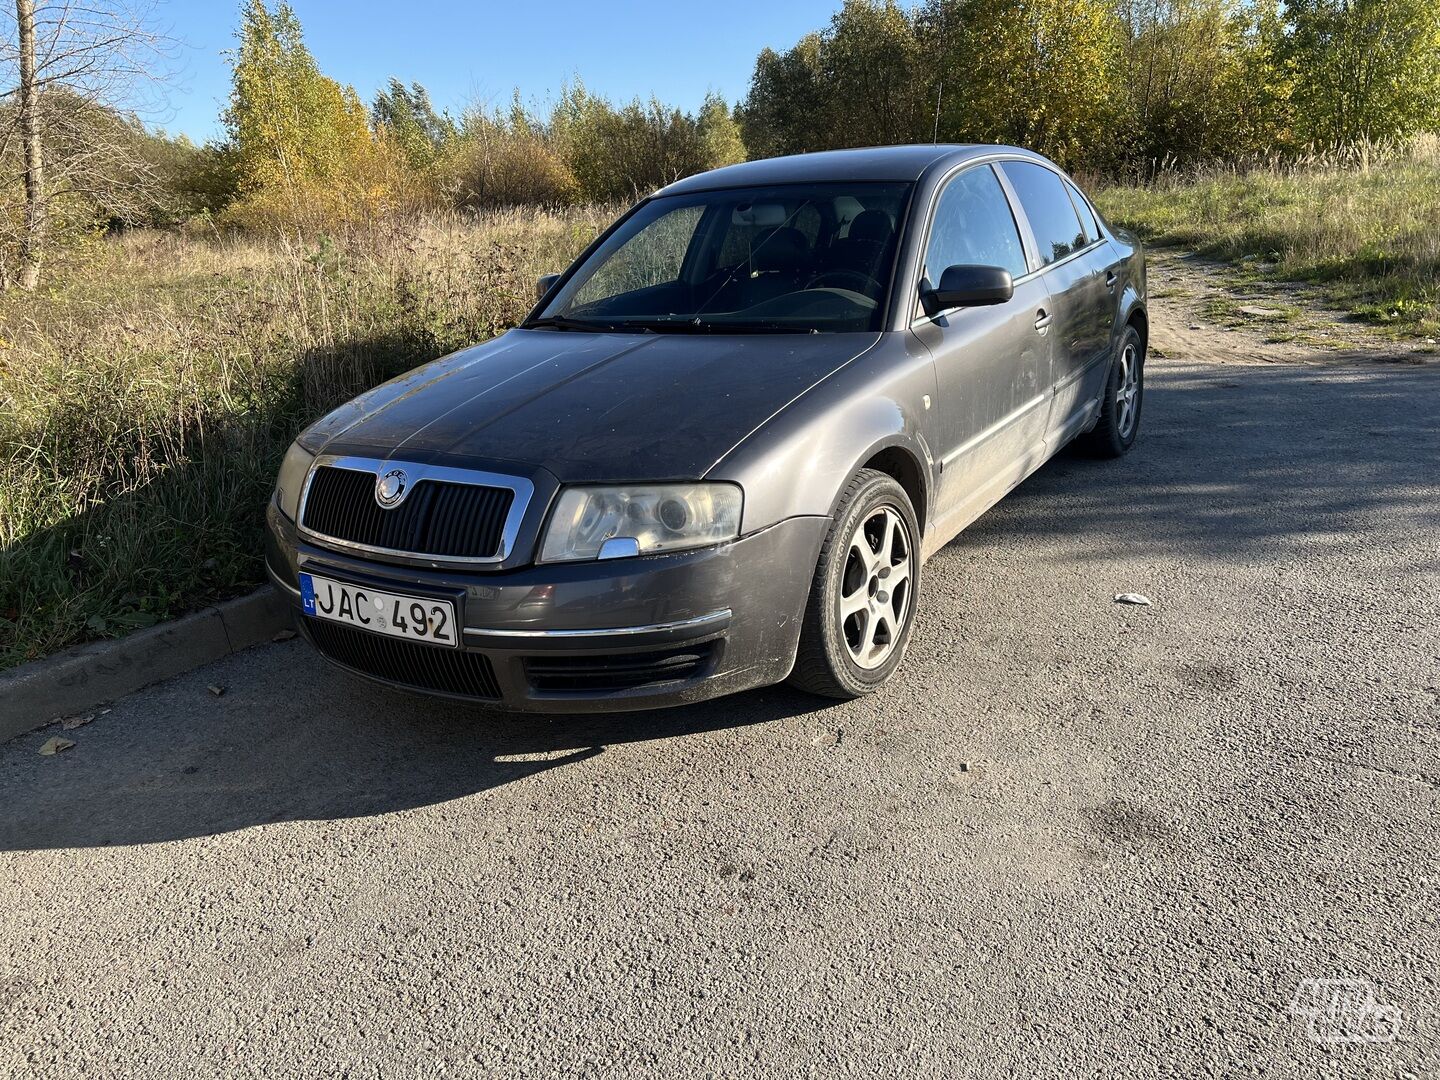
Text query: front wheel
788 469 920 699
1081 324 1144 458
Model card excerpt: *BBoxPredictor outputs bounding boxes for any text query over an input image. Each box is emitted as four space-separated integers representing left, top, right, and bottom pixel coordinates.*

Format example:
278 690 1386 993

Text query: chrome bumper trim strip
466 609 731 639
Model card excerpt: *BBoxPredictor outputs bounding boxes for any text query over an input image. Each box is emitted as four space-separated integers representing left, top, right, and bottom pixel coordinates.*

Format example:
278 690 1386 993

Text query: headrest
750 227 809 272
848 209 894 244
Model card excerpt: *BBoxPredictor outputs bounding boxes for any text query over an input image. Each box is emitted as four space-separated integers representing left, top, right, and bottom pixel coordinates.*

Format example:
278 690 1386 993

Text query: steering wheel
804 269 880 295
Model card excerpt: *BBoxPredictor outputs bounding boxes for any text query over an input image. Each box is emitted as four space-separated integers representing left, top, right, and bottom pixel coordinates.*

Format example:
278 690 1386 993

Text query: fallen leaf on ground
272 629 297 642
61 712 95 730
39 737 75 756
207 684 226 697
1115 593 1153 606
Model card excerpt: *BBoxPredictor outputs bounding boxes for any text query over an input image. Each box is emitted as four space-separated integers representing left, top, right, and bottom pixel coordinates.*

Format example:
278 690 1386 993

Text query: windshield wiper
521 315 647 333
677 320 816 335
591 318 817 335
523 315 810 335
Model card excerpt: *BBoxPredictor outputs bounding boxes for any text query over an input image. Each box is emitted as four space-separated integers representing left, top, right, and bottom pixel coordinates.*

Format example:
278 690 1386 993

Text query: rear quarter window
1065 179 1101 244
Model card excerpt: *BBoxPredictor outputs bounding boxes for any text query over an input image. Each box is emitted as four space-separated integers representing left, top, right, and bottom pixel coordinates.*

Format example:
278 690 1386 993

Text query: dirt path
1147 248 1437 367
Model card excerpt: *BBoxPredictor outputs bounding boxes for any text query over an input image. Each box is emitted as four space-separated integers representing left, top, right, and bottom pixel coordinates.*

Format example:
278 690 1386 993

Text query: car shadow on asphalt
0 656 837 851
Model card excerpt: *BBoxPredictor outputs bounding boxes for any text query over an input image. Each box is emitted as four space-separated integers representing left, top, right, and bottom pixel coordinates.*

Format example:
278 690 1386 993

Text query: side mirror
536 273 562 302
920 264 1014 317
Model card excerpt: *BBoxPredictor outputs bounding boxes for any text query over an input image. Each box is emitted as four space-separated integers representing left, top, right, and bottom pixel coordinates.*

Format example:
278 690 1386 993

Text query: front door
910 163 1052 542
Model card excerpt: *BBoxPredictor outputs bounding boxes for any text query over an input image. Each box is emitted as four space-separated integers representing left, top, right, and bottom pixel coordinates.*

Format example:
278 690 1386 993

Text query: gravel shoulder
2 255 1438 1078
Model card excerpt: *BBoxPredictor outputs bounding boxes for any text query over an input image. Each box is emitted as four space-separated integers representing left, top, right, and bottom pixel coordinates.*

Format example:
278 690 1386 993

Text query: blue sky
154 0 843 143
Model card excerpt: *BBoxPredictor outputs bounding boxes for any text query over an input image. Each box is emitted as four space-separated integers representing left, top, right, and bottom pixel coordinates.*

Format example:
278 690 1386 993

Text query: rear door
1063 176 1126 420
998 161 1112 444
910 163 1052 536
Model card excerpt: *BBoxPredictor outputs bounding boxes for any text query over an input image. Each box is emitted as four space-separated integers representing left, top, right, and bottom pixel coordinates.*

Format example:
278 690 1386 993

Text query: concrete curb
1 587 290 744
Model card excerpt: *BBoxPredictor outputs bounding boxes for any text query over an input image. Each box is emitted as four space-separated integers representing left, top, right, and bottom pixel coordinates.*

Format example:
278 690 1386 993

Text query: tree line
743 0 1440 172
218 0 747 231
4 0 1439 288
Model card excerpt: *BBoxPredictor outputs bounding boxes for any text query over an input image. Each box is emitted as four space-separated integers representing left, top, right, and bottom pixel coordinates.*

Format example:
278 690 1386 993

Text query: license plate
299 573 458 648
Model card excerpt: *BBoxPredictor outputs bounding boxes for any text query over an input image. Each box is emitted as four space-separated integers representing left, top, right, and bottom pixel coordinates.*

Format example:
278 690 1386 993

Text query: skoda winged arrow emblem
375 467 410 509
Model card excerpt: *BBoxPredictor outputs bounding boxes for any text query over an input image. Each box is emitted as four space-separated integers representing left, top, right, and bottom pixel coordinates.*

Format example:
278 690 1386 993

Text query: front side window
922 164 1028 285
532 182 912 334
1001 161 1087 267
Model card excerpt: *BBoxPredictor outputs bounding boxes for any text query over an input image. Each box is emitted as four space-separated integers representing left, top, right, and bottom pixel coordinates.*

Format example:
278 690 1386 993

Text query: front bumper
266 502 827 713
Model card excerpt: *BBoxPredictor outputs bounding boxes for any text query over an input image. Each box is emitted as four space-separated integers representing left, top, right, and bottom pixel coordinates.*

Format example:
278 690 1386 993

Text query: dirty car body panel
266 145 1147 711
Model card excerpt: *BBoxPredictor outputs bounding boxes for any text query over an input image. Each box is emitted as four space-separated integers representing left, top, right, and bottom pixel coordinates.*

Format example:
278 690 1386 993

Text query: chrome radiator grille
301 463 515 560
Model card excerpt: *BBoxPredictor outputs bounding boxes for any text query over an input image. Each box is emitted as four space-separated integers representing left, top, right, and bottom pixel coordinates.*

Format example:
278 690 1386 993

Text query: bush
440 128 578 208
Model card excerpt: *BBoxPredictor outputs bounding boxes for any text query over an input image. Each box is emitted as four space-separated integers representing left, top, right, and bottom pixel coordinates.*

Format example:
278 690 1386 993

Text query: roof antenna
932 81 943 144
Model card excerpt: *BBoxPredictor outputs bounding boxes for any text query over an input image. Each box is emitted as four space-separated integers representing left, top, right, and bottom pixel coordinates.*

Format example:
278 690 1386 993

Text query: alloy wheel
1116 342 1141 439
838 505 913 670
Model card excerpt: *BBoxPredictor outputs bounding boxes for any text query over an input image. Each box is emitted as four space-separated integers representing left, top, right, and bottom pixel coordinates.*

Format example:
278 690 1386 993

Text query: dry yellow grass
0 206 614 666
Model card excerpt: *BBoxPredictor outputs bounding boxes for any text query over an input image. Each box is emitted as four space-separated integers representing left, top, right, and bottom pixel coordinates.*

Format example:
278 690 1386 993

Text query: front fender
707 334 938 535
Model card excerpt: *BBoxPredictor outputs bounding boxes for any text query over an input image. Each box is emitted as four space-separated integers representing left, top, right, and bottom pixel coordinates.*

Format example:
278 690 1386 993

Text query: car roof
654 144 1052 197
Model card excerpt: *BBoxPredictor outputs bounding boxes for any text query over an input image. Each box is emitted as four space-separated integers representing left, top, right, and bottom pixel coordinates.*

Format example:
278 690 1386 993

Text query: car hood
305 328 880 481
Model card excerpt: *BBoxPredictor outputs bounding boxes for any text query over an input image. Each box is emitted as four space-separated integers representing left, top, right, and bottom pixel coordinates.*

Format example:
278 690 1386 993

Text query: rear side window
923 165 1027 283
1065 179 1101 243
1001 161 1086 267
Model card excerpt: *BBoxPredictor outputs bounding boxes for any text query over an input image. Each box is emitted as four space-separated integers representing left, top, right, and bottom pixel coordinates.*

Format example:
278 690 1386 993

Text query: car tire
1081 324 1145 458
788 468 921 700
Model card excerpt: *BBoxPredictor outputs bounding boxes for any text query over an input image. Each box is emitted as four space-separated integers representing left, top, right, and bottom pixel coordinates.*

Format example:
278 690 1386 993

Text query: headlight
274 441 316 522
539 483 742 562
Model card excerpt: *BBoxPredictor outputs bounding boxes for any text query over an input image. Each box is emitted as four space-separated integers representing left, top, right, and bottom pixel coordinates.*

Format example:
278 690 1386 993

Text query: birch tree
1 0 172 288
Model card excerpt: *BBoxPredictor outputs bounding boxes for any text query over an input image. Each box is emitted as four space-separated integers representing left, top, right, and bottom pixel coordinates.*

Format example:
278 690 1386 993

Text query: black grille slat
306 619 501 699
525 645 716 694
301 465 514 560
402 483 437 552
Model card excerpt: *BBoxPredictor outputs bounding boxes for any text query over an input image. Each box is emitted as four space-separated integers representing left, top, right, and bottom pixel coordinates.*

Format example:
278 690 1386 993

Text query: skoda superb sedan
267 144 1147 711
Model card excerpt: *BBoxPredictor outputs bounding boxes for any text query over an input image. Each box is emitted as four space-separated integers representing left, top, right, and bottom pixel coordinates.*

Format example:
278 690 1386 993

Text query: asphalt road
3 318 1439 1074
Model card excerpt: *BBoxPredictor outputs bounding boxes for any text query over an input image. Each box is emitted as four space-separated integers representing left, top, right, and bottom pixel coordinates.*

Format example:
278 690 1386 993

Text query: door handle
1034 309 1053 333
1105 270 1117 290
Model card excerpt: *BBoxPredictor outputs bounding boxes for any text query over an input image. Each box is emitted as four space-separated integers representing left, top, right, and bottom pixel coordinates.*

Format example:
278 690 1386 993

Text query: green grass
0 208 611 668
1093 137 1440 338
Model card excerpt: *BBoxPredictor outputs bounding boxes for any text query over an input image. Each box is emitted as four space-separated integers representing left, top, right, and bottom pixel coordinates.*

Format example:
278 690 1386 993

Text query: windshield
530 182 912 334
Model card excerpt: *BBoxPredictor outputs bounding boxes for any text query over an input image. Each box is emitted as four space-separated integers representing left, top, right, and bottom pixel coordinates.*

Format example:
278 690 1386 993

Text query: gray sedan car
266 144 1147 710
